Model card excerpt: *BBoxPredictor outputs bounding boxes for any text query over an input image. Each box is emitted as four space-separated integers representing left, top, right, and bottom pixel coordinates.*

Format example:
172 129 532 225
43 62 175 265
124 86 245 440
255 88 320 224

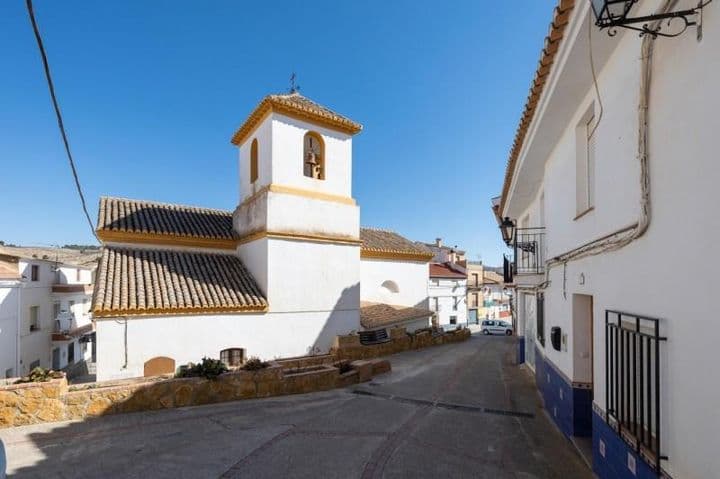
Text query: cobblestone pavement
0 334 592 478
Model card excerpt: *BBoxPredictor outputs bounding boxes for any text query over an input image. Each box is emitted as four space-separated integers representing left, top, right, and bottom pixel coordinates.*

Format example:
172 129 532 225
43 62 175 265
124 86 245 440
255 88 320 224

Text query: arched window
381 280 400 294
250 138 259 183
303 132 324 180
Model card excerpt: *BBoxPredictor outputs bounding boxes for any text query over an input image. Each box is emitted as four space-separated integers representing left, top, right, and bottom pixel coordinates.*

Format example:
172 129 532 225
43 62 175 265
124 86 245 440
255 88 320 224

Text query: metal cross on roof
289 73 300 94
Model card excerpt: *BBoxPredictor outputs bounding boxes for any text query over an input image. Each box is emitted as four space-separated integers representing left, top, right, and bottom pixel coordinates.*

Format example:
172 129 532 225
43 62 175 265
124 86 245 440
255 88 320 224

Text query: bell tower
230 93 363 345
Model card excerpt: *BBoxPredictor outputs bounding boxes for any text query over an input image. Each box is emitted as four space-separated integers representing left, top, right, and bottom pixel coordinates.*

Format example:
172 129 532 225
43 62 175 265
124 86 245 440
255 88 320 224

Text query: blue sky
0 0 554 265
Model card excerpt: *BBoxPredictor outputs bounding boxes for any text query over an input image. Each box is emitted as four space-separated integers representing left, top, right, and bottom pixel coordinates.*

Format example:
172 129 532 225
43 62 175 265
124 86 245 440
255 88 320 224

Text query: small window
53 301 61 320
450 316 457 325
220 348 246 367
250 138 259 183
303 132 325 180
68 343 75 363
29 306 39 331
5 368 13 379
31 264 39 281
576 104 596 215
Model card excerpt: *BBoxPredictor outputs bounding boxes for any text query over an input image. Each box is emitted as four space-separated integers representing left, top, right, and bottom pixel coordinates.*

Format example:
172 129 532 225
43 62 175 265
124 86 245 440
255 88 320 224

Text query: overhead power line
25 0 98 241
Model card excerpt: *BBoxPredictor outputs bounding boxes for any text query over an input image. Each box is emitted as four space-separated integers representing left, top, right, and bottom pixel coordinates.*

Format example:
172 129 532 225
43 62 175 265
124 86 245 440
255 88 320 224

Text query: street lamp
499 217 516 246
590 0 713 38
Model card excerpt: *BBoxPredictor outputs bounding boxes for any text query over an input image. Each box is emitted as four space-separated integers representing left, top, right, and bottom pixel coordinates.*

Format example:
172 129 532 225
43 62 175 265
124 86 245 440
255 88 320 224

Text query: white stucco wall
504 2 720 477
95 309 359 381
360 258 429 308
429 278 467 327
0 284 20 378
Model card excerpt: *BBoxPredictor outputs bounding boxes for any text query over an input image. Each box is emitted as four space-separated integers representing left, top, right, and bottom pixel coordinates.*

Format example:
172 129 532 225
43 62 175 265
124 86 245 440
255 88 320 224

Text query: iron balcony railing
512 227 546 275
605 310 667 473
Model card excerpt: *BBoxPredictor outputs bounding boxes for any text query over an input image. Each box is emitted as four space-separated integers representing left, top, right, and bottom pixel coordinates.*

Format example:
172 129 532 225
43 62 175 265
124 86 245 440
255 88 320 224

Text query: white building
480 271 510 322
0 247 97 379
93 93 434 381
428 263 467 329
496 1 719 478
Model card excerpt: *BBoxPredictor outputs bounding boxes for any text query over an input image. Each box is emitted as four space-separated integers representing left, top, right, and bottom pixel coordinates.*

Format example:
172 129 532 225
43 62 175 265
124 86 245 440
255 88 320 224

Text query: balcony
506 227 546 276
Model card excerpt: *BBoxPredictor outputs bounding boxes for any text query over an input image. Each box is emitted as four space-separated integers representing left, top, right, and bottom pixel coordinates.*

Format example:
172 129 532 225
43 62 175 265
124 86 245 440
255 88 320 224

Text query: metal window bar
605 310 667 473
512 227 546 274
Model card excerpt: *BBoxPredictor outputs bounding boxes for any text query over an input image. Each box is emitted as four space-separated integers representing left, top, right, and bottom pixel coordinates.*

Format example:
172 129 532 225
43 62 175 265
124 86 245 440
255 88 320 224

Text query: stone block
369 359 391 376
86 397 112 416
0 391 19 408
351 360 373 382
389 327 407 339
334 334 361 349
336 370 359 388
0 406 16 427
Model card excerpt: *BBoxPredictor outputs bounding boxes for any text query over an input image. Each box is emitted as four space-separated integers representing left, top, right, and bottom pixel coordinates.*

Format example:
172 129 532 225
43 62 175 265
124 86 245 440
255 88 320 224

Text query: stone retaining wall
1 326 471 429
331 327 471 361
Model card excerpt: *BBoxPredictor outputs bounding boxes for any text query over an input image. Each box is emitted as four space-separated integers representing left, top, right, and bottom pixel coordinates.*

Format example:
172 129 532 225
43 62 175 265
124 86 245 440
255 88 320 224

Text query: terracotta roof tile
499 0 575 215
92 246 267 317
360 228 433 258
429 263 466 279
231 93 362 145
360 302 433 330
97 196 237 240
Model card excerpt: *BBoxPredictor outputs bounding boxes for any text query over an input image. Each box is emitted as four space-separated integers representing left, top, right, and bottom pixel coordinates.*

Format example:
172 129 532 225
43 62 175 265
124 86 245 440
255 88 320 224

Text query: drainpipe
536 0 678 289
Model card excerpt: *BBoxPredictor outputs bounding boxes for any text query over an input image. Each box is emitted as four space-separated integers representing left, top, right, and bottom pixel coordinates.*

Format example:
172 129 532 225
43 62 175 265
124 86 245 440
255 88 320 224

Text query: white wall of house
0 283 20 378
95 309 359 381
360 258 429 309
429 278 467 327
503 2 720 476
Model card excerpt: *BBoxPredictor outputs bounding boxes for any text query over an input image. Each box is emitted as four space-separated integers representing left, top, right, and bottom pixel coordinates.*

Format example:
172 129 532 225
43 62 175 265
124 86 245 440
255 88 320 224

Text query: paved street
1 334 592 478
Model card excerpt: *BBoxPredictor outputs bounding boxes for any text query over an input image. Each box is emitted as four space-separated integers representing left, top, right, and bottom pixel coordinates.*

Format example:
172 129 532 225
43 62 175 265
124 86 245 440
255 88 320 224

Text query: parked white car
481 320 513 336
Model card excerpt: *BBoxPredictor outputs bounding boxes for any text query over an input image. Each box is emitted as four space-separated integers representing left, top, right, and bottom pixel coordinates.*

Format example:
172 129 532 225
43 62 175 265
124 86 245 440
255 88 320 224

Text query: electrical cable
25 0 98 242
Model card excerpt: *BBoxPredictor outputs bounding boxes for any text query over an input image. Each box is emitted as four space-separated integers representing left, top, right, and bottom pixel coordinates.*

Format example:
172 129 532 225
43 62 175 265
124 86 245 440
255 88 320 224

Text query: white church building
93 93 434 381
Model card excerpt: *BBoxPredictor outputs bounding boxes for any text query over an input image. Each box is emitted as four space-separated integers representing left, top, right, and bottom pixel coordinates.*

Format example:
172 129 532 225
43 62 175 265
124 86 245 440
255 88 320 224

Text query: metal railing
513 227 546 275
605 310 667 472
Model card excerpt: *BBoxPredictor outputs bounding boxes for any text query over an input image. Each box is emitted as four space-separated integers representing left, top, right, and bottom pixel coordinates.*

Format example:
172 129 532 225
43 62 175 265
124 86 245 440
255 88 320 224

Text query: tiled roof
97 196 236 240
499 0 575 215
231 93 362 145
360 228 433 261
360 302 433 330
429 263 466 279
92 246 267 317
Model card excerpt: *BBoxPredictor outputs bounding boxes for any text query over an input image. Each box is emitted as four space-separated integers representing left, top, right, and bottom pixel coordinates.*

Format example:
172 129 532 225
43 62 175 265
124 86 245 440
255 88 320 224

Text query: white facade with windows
0 250 96 379
428 264 467 329
498 1 720 477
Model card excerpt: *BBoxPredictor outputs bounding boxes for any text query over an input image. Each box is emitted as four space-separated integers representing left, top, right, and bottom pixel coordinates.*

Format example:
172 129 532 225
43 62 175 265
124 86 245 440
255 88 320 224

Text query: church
92 92 435 380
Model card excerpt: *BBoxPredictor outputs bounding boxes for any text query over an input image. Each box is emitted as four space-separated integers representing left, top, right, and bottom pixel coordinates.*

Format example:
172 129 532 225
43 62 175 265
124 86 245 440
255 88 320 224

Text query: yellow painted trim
237 229 362 246
231 96 362 146
96 230 238 250
93 304 268 319
239 184 356 208
360 249 434 262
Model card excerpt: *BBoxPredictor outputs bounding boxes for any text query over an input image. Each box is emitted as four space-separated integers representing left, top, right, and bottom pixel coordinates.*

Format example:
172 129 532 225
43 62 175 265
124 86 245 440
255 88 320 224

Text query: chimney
435 238 442 247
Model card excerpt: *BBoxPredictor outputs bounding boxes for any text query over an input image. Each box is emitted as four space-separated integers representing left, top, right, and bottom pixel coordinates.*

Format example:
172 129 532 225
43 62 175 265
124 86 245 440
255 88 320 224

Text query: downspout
536 0 678 290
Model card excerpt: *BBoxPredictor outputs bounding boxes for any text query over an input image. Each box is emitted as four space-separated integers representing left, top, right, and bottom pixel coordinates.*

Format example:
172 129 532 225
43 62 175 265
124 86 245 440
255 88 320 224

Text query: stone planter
334 334 361 349
336 370 360 388
282 365 338 395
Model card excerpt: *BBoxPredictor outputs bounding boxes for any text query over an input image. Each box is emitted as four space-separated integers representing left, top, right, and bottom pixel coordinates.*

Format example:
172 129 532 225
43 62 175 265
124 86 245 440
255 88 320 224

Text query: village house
428 262 467 329
0 246 98 379
495 0 719 478
480 270 510 322
92 93 435 381
465 261 482 325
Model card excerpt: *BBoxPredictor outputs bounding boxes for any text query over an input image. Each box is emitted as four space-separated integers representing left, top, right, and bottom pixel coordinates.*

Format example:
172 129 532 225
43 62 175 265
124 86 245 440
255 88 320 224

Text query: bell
305 151 317 165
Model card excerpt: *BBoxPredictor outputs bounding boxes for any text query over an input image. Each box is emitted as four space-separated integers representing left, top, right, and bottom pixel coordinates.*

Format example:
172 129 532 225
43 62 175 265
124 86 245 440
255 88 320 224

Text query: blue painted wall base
517 336 525 364
534 351 592 437
592 410 660 478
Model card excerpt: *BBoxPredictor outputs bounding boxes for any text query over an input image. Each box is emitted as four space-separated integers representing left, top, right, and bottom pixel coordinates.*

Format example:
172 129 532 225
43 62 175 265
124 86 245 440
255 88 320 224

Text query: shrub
241 357 270 371
14 367 61 384
176 357 228 380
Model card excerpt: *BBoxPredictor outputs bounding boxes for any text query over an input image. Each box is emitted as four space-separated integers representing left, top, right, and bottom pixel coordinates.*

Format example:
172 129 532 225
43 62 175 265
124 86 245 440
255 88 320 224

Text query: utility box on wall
551 327 562 351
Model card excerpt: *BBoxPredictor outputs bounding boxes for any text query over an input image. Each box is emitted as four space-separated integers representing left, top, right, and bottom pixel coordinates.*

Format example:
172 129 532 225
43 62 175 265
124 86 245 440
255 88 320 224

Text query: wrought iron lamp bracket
596 1 712 38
